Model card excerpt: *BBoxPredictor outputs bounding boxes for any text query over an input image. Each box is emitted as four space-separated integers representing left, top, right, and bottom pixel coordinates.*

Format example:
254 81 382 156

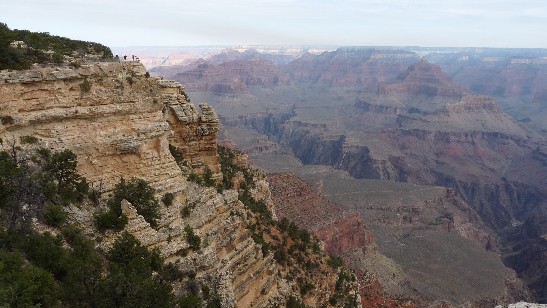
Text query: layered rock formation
267 173 374 256
424 49 547 131
378 59 464 98
286 48 420 88
0 61 221 192
150 46 547 303
0 61 358 307
174 59 290 95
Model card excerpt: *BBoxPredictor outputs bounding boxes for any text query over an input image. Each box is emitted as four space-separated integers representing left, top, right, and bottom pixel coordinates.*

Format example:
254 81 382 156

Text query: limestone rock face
0 62 294 307
0 61 220 191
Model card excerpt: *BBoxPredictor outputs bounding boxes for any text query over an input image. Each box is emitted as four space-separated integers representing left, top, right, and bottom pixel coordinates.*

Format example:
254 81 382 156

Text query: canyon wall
0 62 355 307
267 173 375 256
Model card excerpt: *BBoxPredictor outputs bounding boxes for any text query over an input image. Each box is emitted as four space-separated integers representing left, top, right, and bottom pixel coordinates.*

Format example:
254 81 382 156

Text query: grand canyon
148 46 547 305
1 22 546 307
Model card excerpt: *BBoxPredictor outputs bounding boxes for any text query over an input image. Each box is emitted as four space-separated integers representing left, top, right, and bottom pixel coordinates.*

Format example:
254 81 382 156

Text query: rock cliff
378 59 464 98
0 61 221 191
0 62 358 307
267 173 375 256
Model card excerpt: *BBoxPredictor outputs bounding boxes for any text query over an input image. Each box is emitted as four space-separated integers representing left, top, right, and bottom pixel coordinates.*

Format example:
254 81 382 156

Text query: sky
1 0 547 48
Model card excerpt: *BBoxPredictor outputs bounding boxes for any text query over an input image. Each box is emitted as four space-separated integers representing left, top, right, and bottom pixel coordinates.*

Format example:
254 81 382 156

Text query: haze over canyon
143 45 547 305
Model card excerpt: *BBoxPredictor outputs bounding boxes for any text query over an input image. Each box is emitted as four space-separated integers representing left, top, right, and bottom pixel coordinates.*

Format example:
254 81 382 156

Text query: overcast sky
2 0 547 48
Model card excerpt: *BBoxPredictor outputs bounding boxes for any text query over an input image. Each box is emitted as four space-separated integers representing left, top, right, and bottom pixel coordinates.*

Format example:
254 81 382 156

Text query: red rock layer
267 173 375 255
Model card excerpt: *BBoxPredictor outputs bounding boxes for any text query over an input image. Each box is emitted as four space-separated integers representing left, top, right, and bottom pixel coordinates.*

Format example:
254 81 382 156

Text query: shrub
80 78 91 93
297 277 314 296
286 296 305 308
238 190 271 222
160 263 183 282
0 23 113 70
162 192 175 206
203 167 215 187
95 233 174 307
273 247 287 265
94 209 128 231
0 115 14 125
42 149 89 205
52 52 64 64
22 232 68 279
169 144 184 163
184 226 201 251
106 177 160 228
43 204 66 227
145 72 150 78
187 173 202 184
328 255 343 269
126 76 133 85
20 135 39 144
0 250 57 307
178 293 202 308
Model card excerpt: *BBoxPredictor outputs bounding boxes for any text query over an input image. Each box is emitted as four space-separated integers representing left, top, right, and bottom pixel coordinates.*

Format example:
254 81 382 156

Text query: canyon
0 60 362 307
156 46 547 304
3 36 546 306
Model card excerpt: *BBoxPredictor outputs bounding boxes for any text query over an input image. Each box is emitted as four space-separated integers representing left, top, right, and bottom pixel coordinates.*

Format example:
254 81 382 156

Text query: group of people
114 54 140 62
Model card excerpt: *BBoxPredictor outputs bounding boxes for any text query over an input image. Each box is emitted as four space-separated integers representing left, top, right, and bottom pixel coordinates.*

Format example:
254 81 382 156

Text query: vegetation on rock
95 177 161 230
219 145 359 306
0 22 113 70
0 145 226 307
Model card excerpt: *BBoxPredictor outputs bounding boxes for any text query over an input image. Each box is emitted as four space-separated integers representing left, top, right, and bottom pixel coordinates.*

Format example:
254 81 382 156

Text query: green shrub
184 226 201 251
286 295 305 308
160 263 183 282
0 23 113 70
297 277 314 296
80 78 91 93
273 247 287 265
42 149 89 205
162 193 175 206
181 206 191 218
169 144 183 162
22 232 68 279
206 296 221 308
94 209 128 231
178 293 203 308
106 177 161 228
238 189 271 222
0 250 58 307
43 204 67 227
95 233 174 307
203 167 215 187
187 173 202 184
20 135 39 144
52 52 64 64
328 255 343 269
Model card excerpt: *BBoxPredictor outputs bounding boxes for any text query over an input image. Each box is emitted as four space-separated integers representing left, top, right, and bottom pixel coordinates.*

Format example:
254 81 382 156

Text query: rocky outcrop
286 48 420 88
425 49 547 131
0 62 221 192
445 95 501 113
380 59 464 98
0 62 327 307
267 173 375 255
174 59 290 95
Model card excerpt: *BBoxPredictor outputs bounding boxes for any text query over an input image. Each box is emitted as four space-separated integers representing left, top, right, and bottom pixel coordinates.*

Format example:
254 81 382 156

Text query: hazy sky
2 0 547 48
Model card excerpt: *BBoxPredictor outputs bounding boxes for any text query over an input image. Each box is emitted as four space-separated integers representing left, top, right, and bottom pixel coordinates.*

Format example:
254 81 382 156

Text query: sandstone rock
0 62 290 306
